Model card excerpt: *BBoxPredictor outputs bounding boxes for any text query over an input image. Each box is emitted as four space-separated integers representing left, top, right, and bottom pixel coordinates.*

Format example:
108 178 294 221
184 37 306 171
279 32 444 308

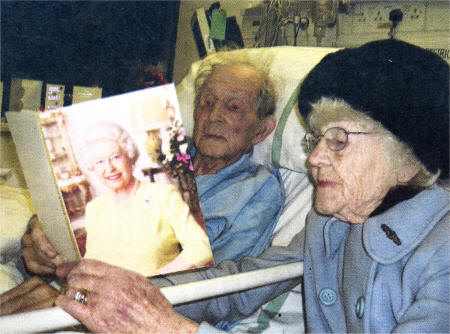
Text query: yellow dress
84 181 212 276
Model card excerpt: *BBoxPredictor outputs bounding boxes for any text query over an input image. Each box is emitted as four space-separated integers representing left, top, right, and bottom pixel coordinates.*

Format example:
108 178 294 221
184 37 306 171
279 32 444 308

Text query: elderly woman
78 121 212 277
290 39 449 333
51 39 448 333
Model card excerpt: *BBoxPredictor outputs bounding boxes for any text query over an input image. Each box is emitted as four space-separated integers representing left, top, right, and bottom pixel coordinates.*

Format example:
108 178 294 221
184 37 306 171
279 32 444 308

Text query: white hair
308 97 439 187
194 50 276 119
81 121 139 171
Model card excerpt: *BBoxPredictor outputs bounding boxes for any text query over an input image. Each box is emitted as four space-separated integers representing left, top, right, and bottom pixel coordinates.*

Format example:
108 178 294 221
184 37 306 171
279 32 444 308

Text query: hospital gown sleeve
150 229 305 325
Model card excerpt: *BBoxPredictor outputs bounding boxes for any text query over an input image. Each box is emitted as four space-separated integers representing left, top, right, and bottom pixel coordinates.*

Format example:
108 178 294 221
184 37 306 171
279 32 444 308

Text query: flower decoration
158 121 194 174
176 152 190 164
177 128 186 142
157 120 201 221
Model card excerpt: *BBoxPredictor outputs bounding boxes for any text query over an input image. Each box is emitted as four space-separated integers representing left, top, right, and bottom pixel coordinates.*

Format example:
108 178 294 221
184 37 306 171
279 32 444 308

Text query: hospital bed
0 46 338 333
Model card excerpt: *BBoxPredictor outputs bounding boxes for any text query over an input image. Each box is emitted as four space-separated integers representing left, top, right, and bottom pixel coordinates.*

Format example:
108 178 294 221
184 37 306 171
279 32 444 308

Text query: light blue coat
302 184 449 333
158 184 449 333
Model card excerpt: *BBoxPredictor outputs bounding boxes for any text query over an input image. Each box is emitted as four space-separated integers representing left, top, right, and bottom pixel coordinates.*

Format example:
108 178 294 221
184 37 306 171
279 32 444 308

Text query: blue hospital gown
196 153 285 264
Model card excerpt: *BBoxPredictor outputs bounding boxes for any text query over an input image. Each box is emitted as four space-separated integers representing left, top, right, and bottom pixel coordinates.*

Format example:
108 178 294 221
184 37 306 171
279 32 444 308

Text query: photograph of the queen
80 120 212 276
51 84 213 277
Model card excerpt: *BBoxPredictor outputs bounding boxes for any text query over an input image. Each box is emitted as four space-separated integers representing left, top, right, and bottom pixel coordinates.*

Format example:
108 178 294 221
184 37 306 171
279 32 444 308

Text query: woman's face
89 139 134 191
307 120 398 224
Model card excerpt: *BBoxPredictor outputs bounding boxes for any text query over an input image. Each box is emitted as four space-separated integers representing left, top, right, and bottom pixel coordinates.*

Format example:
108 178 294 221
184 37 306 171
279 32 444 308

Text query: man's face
193 64 264 163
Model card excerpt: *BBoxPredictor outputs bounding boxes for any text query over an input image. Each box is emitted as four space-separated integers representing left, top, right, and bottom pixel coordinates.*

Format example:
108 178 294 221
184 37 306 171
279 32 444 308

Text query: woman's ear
252 116 276 146
397 163 420 185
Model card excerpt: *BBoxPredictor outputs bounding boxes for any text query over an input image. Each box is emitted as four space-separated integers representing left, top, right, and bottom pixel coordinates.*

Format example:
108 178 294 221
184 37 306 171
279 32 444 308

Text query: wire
293 21 300 46
254 0 313 47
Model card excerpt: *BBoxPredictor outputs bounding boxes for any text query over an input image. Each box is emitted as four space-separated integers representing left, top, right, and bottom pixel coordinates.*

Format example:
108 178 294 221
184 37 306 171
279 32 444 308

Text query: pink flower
189 161 194 171
176 152 191 164
176 128 186 142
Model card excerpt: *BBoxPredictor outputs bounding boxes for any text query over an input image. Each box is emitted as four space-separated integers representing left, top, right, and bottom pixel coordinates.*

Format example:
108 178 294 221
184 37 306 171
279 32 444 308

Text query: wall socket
340 2 426 35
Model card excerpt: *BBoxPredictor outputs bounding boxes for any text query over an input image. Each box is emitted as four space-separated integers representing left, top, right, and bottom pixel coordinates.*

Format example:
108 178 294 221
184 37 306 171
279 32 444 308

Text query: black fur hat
298 39 449 179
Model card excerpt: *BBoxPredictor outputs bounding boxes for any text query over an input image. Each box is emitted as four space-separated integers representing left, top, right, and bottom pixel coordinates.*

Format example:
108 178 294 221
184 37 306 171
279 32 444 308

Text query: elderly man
189 60 283 264
1 55 285 318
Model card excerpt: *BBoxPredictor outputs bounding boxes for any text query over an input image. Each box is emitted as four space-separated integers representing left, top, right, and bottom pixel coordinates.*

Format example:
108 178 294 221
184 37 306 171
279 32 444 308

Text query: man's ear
193 106 199 121
252 115 276 146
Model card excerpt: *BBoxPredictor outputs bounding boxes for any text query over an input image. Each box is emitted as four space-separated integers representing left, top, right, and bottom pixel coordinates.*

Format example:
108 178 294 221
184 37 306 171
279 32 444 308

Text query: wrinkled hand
0 277 59 315
21 216 64 275
55 259 199 334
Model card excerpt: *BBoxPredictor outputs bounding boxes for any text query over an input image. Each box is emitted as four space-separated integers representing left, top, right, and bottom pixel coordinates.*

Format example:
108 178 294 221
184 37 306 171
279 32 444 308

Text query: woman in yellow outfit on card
82 121 212 277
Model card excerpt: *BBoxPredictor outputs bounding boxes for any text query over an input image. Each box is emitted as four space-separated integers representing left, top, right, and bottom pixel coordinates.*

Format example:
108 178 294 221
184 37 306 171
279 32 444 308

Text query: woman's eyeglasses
303 127 374 153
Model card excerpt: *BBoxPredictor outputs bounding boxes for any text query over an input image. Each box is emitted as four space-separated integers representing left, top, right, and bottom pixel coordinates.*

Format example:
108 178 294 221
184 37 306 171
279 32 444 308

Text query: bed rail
0 262 303 333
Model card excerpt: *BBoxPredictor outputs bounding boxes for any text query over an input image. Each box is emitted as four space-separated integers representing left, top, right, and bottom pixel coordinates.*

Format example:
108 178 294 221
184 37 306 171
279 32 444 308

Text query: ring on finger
73 289 88 305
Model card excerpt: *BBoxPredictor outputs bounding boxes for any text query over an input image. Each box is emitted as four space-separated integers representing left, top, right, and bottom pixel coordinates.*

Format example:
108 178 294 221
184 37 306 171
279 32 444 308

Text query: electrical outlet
397 3 426 32
350 4 370 33
351 3 391 33
349 2 426 34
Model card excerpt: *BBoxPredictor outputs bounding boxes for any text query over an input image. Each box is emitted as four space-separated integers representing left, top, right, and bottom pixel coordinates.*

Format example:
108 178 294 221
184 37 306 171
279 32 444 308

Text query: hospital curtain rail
0 262 303 334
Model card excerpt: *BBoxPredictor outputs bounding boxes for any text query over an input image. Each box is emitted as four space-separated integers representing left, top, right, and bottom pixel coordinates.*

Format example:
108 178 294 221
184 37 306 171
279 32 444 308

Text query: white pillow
0 185 35 293
176 46 338 172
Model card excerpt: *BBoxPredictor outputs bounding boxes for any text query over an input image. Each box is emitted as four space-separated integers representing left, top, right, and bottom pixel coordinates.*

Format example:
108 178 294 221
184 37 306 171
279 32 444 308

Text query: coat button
355 296 365 319
319 288 337 306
